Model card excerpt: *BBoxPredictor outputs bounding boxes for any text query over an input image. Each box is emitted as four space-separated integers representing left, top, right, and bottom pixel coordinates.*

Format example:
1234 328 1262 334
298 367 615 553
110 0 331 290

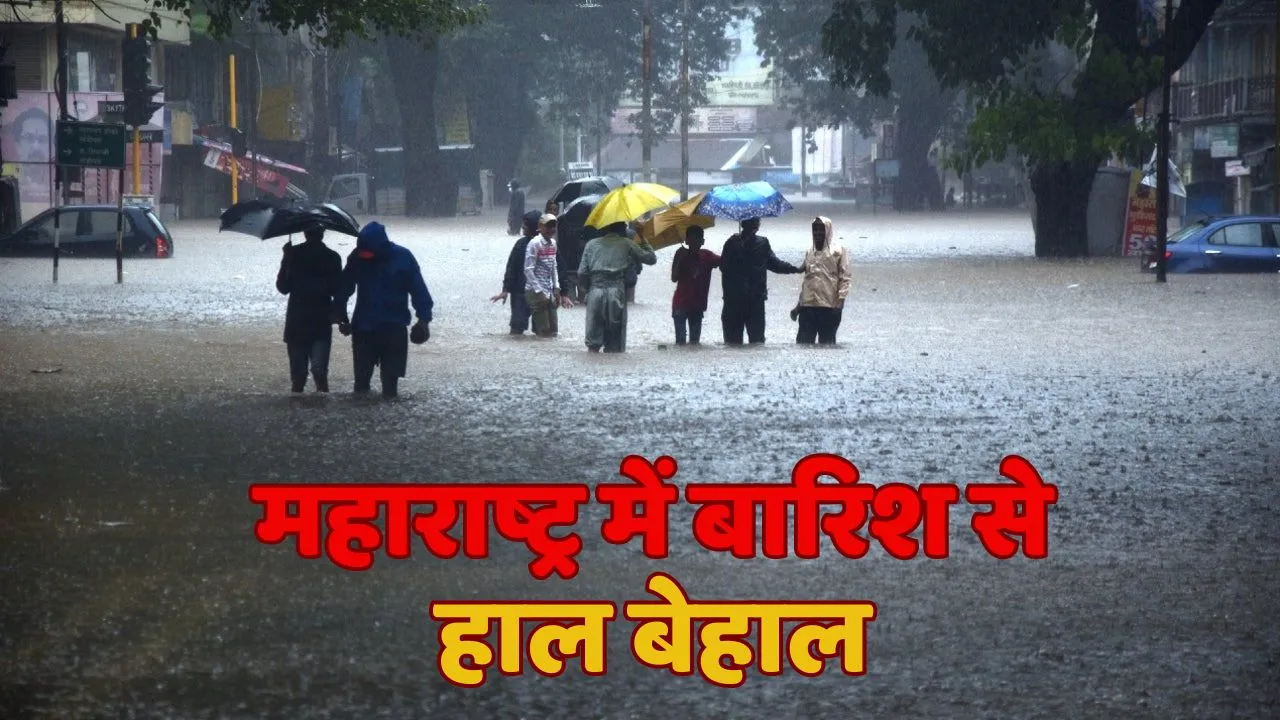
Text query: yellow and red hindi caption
250 454 1057 686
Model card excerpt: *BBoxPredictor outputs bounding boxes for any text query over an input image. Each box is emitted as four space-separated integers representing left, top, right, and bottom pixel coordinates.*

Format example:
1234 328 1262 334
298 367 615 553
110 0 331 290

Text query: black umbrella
555 193 605 273
312 203 361 236
219 201 360 240
550 176 624 207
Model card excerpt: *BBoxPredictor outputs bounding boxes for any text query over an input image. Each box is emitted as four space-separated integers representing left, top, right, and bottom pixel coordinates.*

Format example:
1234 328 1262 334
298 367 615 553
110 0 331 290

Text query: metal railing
1173 75 1276 121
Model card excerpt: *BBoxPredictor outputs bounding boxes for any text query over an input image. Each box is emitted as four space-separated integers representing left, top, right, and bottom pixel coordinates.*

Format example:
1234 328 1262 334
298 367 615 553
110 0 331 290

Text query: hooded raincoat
797 216 851 309
333 222 434 333
577 231 657 351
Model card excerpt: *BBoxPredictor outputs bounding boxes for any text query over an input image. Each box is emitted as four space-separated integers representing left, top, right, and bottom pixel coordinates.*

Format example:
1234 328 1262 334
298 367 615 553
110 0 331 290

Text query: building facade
1172 0 1277 215
0 1 188 223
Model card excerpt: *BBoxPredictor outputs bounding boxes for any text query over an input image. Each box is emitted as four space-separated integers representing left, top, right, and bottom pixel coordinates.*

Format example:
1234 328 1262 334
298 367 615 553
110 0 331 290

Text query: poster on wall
1121 169 1157 257
0 91 165 220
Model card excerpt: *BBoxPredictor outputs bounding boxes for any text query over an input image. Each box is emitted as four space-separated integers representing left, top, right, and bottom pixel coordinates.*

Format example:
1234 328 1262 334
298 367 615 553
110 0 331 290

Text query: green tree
756 3 957 210
823 0 1223 256
146 0 483 46
440 0 739 210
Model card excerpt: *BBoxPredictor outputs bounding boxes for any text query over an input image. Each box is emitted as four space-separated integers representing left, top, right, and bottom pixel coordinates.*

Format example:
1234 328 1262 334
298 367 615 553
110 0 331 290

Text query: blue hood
356 222 391 259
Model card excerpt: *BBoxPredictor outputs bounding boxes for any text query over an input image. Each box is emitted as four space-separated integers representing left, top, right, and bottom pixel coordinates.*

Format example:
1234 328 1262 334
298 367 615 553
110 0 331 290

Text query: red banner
1121 169 1156 257
203 147 291 197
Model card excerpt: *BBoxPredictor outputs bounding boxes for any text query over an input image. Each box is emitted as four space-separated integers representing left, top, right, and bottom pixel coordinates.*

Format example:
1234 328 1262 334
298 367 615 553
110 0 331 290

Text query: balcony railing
1173 75 1275 121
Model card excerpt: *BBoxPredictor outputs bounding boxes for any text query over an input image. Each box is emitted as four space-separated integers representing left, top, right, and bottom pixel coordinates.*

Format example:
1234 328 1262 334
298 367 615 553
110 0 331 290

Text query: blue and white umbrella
696 181 794 221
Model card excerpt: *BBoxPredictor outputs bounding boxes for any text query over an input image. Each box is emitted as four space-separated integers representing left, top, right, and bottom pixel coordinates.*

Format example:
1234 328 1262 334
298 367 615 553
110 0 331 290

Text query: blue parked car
1157 215 1280 273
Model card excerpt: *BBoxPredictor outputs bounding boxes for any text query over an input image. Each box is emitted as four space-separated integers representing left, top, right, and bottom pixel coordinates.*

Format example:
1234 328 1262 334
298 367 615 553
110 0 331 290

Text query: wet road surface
1 208 1278 718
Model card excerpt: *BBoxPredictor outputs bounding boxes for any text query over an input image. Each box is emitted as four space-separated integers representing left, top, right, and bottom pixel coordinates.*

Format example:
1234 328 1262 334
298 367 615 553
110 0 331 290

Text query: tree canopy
822 0 1225 255
146 0 485 44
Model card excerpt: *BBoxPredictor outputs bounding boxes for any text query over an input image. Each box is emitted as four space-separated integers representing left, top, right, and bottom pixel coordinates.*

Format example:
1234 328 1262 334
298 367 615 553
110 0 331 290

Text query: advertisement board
0 91 164 219
1121 169 1157 257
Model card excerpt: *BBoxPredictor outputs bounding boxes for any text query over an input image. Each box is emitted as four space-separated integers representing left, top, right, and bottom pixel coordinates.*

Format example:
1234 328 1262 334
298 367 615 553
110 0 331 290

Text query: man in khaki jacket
790 216 851 345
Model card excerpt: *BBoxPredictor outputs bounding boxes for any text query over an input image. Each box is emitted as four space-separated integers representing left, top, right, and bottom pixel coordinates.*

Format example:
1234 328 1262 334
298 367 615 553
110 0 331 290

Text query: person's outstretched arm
408 255 434 324
630 238 658 266
331 253 357 322
763 238 802 274
275 244 292 295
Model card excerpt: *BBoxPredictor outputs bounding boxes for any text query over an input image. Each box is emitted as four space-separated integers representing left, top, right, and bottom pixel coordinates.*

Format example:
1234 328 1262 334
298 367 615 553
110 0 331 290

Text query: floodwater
1 207 1278 718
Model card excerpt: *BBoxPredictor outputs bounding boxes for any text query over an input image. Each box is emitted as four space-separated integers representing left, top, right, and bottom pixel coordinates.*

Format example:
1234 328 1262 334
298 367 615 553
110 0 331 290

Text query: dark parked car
0 204 174 258
1157 215 1280 273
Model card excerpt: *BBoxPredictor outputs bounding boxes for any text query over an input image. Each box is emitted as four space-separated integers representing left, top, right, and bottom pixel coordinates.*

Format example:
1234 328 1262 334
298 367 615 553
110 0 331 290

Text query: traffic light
121 24 163 128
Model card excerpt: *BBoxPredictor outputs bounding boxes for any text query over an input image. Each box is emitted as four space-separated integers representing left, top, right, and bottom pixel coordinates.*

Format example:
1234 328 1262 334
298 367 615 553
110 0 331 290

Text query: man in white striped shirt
524 214 570 337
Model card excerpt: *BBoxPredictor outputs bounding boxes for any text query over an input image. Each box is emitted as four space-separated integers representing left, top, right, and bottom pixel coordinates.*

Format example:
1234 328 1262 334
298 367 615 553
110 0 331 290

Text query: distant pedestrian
670 226 720 346
719 217 801 345
507 179 526 235
491 210 542 335
790 216 850 345
332 222 433 399
276 227 342 393
524 213 571 337
578 221 657 353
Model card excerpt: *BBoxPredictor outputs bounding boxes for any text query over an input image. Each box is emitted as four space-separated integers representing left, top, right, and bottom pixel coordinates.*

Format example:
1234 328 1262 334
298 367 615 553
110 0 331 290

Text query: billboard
1 91 164 220
619 17 775 109
704 18 774 107
611 107 758 136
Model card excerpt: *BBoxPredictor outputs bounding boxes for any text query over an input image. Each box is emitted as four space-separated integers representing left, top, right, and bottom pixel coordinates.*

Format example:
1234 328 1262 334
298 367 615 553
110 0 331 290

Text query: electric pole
641 0 652 184
249 11 259 199
55 0 68 207
1274 4 1279 212
679 0 690 200
1155 0 1174 283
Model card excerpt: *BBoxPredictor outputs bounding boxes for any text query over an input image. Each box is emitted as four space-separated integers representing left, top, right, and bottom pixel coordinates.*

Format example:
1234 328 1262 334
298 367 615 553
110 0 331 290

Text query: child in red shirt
671 226 721 345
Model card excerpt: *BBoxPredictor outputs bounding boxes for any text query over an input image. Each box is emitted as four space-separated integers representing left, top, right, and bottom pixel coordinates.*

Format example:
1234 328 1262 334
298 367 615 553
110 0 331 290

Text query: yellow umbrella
637 192 716 250
585 182 680 229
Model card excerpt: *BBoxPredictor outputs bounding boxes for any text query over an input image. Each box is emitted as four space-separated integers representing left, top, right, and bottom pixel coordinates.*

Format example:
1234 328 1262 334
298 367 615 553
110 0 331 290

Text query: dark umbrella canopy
550 176 624 207
219 201 360 240
313 203 360 236
555 193 605 274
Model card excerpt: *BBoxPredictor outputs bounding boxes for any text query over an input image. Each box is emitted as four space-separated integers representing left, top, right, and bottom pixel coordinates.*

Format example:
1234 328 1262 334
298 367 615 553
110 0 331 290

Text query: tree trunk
468 82 536 208
1028 158 1099 257
386 35 452 217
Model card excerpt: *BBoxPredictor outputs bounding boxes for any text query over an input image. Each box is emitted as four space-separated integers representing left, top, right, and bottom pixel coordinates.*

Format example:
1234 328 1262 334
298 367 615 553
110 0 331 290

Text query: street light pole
1155 0 1174 283
250 16 259 199
679 0 690 200
641 0 652 184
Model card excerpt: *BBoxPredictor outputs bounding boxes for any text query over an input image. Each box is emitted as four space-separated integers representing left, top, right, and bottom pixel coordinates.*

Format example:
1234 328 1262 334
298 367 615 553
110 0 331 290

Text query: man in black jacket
719 217 802 345
491 210 542 334
276 227 343 392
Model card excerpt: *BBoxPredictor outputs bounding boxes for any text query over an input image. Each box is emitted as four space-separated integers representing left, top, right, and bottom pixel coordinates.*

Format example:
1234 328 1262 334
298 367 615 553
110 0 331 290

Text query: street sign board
566 161 595 180
1224 159 1249 177
57 120 127 169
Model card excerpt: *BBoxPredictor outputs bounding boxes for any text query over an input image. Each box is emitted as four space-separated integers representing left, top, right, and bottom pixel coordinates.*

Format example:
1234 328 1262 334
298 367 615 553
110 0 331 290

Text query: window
68 30 121 92
1208 223 1264 247
146 210 170 240
84 210 128 236
1168 220 1207 244
27 212 57 240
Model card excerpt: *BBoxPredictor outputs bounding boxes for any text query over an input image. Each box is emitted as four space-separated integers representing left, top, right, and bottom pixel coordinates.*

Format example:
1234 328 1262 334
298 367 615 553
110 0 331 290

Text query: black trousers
286 337 332 391
797 306 842 345
352 327 409 397
509 290 531 333
722 299 766 345
673 311 704 345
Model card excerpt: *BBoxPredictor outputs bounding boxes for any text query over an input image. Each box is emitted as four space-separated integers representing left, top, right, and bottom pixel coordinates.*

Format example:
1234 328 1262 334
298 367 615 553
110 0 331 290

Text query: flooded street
2 207 1279 718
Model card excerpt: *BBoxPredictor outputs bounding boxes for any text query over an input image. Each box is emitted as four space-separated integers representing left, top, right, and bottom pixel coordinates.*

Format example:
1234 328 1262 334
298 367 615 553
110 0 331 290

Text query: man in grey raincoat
577 221 657 352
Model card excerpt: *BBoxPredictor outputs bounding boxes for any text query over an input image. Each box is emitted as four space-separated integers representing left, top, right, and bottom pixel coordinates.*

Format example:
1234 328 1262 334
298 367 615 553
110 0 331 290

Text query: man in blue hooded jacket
332 222 433 398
